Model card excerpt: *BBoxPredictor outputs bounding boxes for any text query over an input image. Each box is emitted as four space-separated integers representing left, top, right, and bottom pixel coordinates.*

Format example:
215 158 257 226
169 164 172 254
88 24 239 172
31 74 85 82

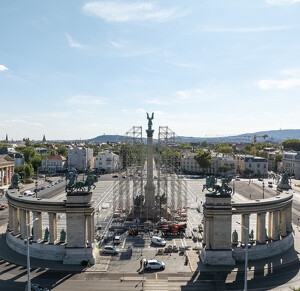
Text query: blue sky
1 0 300 140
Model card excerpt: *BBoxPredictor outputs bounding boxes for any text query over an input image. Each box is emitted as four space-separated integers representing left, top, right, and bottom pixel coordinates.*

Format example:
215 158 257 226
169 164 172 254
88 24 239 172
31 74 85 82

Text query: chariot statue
66 170 98 193
202 175 233 195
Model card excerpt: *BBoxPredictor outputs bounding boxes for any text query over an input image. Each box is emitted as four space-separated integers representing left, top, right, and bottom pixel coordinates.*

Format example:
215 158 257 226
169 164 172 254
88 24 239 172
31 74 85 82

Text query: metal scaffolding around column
156 126 187 221
114 126 144 220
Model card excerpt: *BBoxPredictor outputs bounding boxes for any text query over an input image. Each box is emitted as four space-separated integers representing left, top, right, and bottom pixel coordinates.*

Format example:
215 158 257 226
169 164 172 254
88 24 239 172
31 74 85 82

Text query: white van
151 236 166 246
24 190 35 197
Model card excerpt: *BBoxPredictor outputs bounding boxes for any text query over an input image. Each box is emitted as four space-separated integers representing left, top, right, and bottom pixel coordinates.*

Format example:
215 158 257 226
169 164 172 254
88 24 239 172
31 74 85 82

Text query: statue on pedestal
277 172 291 190
44 227 49 242
9 172 20 189
60 229 66 243
146 112 154 131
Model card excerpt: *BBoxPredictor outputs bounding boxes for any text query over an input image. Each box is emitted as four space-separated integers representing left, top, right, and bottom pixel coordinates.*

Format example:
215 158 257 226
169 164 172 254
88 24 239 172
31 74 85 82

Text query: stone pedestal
64 191 95 264
200 194 235 265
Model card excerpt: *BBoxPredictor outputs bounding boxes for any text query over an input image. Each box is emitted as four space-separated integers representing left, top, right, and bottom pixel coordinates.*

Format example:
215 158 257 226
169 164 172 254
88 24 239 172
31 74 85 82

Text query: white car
151 236 166 246
113 235 122 244
24 190 35 197
103 245 119 254
145 259 165 270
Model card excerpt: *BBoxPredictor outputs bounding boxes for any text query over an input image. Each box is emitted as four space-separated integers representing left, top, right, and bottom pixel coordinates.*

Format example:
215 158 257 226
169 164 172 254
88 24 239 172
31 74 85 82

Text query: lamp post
26 217 39 291
262 179 265 199
237 221 248 291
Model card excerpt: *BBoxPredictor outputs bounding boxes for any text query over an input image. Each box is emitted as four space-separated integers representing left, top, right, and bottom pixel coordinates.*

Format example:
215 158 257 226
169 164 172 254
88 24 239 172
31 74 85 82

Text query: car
113 235 122 244
268 184 273 188
151 236 166 246
103 245 119 254
258 178 263 181
40 186 45 190
112 175 118 178
24 190 35 197
33 188 40 193
0 203 8 210
145 259 165 270
235 178 241 181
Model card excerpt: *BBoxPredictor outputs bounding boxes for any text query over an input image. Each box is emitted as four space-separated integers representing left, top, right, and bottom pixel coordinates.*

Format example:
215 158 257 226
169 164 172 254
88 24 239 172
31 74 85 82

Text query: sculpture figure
44 227 49 242
65 170 78 192
232 230 238 244
277 172 291 190
146 112 154 131
202 175 233 195
60 229 66 243
10 172 20 189
281 173 290 185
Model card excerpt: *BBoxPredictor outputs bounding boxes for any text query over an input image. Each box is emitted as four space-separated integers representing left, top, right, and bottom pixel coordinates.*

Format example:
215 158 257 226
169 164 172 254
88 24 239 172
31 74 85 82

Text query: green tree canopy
14 165 26 179
217 165 229 173
0 143 12 149
30 155 42 171
21 147 36 163
194 149 211 172
32 143 47 148
25 138 32 147
282 139 300 151
24 163 34 178
214 143 233 154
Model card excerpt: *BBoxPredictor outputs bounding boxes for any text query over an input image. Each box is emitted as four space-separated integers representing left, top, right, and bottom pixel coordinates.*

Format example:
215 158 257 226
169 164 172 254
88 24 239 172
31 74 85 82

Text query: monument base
200 248 235 266
63 246 96 265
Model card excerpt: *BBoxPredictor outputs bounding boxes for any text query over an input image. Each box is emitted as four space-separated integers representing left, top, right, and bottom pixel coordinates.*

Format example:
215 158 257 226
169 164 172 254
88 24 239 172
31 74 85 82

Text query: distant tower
42 134 46 143
5 134 8 142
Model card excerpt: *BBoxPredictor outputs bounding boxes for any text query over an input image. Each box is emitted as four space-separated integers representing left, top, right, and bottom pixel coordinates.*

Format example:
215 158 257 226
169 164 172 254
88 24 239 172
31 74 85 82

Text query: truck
160 222 187 236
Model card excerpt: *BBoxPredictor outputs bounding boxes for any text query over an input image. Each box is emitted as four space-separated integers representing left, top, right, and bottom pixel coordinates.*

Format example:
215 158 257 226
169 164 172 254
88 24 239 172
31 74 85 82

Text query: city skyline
1 0 300 140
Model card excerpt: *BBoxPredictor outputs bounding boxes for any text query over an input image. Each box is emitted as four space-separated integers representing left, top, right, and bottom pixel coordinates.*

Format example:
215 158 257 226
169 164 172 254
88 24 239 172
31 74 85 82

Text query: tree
243 168 254 176
215 143 233 154
282 139 300 151
241 144 254 155
0 143 12 149
57 145 68 156
15 165 26 179
22 147 36 163
24 163 34 178
194 149 211 173
217 165 229 174
31 155 42 171
33 143 46 148
274 153 283 171
25 138 32 147
257 151 268 159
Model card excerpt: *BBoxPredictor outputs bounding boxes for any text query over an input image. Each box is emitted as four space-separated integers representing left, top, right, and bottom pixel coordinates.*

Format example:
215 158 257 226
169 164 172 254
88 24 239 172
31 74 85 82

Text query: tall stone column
241 214 250 245
286 206 292 233
8 205 14 231
8 166 12 184
0 168 3 186
12 207 19 235
268 212 272 239
87 215 92 247
49 212 57 244
33 211 42 242
20 209 27 239
256 212 266 243
144 119 156 221
271 210 279 240
280 208 287 236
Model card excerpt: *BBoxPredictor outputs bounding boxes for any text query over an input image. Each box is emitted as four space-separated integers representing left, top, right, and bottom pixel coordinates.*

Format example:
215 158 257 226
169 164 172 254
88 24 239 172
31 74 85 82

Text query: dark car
112 175 118 178
40 186 45 190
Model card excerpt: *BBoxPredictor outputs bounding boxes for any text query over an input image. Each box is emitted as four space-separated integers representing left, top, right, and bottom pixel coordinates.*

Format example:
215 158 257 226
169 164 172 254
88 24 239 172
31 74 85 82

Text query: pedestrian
140 258 143 269
130 247 132 257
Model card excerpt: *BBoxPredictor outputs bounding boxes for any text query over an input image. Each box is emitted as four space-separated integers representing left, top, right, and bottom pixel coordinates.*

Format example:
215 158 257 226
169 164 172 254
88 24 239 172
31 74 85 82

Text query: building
68 147 93 171
0 154 15 188
94 151 120 173
0 147 24 167
181 151 236 176
41 155 67 173
235 155 268 177
282 152 300 179
35 147 48 155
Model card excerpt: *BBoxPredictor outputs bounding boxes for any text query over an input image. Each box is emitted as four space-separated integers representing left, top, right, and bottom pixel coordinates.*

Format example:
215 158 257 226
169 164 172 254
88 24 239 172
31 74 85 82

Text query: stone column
271 211 279 240
20 209 27 239
8 166 12 184
26 211 31 225
87 215 92 247
286 206 292 233
204 217 211 248
49 212 57 244
12 207 19 235
268 212 272 239
280 208 287 236
256 212 266 243
241 214 250 245
0 168 3 186
33 211 42 242
8 205 14 231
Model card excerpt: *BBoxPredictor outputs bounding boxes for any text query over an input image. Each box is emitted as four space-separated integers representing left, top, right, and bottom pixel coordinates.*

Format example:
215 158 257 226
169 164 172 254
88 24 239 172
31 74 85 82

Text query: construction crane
242 134 268 156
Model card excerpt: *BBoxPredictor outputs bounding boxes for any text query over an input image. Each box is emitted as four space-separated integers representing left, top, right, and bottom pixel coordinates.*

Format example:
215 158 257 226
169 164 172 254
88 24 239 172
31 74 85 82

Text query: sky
1 0 300 141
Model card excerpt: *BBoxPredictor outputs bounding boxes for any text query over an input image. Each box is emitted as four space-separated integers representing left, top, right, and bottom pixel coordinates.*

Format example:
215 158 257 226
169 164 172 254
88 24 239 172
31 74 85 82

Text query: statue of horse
202 176 216 192
66 171 78 192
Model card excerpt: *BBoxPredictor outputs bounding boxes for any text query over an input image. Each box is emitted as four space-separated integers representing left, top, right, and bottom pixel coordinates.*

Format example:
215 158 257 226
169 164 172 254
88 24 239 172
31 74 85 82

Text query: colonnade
8 205 94 246
0 165 14 186
239 205 292 245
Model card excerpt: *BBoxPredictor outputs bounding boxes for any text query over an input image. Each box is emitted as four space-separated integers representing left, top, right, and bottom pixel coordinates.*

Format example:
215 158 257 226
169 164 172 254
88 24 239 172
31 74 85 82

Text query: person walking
140 258 143 270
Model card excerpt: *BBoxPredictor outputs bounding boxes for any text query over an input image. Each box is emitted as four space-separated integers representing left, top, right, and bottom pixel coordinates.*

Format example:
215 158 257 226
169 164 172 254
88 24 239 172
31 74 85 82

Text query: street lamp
26 217 39 291
236 221 248 291
262 179 265 199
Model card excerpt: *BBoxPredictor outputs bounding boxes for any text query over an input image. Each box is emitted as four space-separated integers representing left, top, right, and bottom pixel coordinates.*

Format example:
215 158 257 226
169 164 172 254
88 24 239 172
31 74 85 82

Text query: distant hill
178 129 300 144
88 129 300 144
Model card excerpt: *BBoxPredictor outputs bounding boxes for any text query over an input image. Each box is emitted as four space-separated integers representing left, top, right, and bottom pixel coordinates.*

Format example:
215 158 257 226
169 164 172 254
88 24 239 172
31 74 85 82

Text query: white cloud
266 0 300 5
136 108 146 114
65 95 106 105
175 89 212 103
198 26 293 32
82 1 181 22
144 99 167 105
165 60 198 68
0 65 8 71
66 34 84 48
108 40 128 49
257 78 300 89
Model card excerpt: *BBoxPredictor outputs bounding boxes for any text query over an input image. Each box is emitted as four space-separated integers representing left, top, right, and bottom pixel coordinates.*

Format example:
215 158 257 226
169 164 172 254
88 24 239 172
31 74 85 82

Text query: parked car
151 236 166 246
40 186 45 190
112 175 118 178
145 259 165 270
258 178 263 181
268 184 273 188
102 245 119 254
24 190 35 197
0 203 8 210
113 235 122 244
